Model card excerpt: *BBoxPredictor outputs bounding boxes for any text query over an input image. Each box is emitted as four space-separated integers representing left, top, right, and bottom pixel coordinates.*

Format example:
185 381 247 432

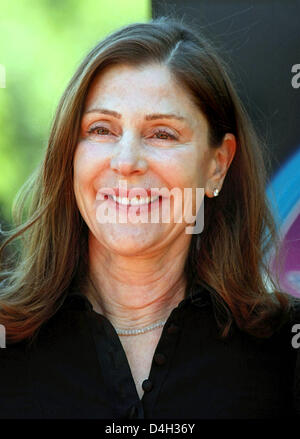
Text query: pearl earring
213 188 219 197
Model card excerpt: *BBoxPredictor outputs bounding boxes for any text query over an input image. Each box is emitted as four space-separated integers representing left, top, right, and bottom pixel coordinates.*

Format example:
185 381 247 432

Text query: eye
153 129 178 141
87 125 112 136
86 125 178 141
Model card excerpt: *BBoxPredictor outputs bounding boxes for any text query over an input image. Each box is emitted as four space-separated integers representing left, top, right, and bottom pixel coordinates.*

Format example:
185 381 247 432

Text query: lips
97 187 168 201
108 194 160 205
99 191 163 215
102 188 162 198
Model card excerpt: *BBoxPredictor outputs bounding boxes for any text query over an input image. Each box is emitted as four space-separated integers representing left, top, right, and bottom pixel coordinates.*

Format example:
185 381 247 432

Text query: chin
107 239 153 256
91 222 167 254
118 229 166 253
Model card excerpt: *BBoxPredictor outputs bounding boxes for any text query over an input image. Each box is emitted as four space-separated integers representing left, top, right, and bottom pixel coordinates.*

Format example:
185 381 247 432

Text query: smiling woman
0 16 299 419
74 62 228 262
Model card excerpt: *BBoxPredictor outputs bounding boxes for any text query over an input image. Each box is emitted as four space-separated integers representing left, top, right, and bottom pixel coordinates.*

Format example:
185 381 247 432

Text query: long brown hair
0 16 292 344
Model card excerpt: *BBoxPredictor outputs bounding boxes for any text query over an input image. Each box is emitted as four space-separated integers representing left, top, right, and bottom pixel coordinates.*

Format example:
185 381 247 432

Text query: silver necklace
87 275 168 336
115 319 167 336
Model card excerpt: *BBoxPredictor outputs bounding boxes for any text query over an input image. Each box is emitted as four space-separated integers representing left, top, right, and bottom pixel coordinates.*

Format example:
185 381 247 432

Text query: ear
205 133 236 198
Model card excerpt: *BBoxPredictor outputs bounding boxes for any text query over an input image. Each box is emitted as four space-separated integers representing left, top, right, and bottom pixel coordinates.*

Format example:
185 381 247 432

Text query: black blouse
0 283 299 419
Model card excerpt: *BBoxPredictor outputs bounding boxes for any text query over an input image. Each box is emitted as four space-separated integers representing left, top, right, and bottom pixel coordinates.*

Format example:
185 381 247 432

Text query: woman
0 16 299 419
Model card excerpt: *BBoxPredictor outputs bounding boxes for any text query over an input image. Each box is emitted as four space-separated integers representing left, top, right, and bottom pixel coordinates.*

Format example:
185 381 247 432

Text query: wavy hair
0 16 292 344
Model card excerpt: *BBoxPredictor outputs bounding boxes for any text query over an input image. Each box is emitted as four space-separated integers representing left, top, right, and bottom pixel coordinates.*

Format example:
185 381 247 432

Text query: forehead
84 63 201 125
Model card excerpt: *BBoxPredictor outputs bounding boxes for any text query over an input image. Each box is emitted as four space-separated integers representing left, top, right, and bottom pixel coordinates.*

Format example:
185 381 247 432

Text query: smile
108 195 160 205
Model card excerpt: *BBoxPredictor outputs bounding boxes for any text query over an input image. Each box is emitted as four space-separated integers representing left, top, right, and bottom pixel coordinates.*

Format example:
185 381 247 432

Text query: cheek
73 141 106 193
74 141 98 174
73 146 96 212
155 149 204 189
73 146 87 195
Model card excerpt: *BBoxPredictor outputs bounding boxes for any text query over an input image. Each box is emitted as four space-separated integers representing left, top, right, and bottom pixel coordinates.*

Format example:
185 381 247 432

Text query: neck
84 233 189 330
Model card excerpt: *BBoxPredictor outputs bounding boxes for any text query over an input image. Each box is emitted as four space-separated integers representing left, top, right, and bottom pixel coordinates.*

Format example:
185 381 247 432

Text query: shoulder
282 295 300 345
286 296 300 416
290 296 300 321
289 295 300 347
0 340 29 401
290 295 300 336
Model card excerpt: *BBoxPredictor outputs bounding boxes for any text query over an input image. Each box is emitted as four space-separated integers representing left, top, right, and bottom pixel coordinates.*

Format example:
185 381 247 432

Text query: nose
110 132 148 176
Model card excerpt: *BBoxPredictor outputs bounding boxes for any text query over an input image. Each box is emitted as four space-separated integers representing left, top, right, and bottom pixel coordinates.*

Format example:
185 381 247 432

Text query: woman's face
74 63 225 256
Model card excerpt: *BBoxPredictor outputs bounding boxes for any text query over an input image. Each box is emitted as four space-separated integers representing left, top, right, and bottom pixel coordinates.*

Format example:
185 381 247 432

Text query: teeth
110 195 160 205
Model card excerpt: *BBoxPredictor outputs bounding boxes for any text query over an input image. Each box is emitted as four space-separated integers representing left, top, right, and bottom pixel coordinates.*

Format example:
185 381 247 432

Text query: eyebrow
83 107 187 122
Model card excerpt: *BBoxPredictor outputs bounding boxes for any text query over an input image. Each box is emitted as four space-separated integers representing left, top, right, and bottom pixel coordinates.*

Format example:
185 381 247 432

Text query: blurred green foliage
0 0 150 226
